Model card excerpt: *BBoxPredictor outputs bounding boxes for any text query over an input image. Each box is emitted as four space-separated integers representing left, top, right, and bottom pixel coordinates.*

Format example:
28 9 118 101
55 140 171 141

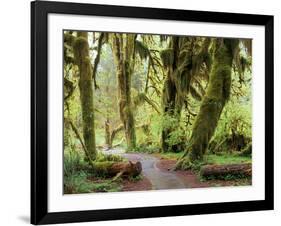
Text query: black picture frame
31 0 274 224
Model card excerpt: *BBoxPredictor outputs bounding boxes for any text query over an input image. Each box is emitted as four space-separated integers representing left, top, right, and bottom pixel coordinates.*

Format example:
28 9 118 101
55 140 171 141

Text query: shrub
131 144 160 153
161 113 187 152
64 171 92 194
64 149 88 177
95 152 125 162
210 101 251 153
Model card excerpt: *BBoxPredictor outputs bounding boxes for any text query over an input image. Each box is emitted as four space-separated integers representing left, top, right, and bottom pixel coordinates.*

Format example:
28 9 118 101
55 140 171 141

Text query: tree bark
105 119 111 147
73 32 97 161
176 38 239 168
111 34 136 150
200 163 252 178
92 32 104 89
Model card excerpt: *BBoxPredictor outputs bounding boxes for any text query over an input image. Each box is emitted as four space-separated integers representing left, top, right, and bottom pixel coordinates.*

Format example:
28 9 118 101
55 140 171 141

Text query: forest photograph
63 30 252 194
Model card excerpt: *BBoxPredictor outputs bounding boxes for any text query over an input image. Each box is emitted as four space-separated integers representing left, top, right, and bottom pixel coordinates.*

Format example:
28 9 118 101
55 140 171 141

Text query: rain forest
63 31 252 194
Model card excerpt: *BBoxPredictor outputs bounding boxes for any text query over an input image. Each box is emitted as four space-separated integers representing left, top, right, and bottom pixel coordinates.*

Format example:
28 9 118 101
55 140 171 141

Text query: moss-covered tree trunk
105 119 111 147
111 34 136 150
161 37 194 152
161 37 212 152
104 84 111 148
73 32 96 161
161 37 179 152
161 75 177 151
176 38 239 168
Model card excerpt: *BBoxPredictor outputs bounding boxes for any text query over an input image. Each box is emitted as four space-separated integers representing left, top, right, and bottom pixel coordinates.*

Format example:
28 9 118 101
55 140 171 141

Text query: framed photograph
31 0 274 224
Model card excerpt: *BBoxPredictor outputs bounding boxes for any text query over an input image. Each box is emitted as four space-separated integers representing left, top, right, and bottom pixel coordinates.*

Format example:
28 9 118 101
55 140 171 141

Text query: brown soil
81 155 251 194
156 159 251 188
121 175 152 191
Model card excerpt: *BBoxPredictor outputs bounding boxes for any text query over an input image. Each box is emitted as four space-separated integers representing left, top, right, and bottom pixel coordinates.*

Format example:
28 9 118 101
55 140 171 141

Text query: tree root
173 152 205 171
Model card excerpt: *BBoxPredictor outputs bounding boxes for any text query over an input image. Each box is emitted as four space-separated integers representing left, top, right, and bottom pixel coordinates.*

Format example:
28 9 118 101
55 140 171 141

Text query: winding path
103 148 187 190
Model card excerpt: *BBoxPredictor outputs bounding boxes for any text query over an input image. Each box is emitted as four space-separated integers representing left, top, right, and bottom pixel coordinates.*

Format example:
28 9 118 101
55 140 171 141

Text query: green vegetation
205 153 251 165
155 152 183 160
63 31 252 193
64 150 124 193
202 173 251 182
64 172 121 194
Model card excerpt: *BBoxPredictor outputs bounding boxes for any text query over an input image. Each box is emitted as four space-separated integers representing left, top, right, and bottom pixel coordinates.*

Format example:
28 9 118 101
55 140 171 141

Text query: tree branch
66 118 92 162
92 32 104 89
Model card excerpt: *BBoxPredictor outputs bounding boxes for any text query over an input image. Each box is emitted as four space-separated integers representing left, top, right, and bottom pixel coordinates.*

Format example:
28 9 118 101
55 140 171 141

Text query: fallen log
91 161 142 178
200 163 252 179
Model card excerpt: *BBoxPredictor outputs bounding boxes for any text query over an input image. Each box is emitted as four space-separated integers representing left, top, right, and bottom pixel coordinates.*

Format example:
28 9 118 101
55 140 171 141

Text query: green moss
95 152 126 162
205 153 251 165
73 32 97 161
176 38 239 168
160 48 174 69
111 34 137 151
202 173 250 181
64 32 75 47
135 40 150 60
161 37 213 153
92 181 121 192
64 171 121 194
73 36 90 66
79 80 96 160
155 152 183 160
239 143 252 157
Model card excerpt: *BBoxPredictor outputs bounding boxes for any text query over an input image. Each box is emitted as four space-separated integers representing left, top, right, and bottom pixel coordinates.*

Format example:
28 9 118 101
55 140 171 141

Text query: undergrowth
64 150 124 194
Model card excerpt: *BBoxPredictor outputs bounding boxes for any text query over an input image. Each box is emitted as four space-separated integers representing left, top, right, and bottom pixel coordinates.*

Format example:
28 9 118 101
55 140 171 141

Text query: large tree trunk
161 37 197 152
176 39 239 169
73 32 97 161
161 76 177 152
111 34 136 150
161 37 181 152
161 37 212 153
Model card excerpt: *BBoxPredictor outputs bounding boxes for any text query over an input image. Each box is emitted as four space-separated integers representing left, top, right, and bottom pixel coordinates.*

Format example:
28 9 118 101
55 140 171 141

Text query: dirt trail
103 148 187 190
102 148 251 190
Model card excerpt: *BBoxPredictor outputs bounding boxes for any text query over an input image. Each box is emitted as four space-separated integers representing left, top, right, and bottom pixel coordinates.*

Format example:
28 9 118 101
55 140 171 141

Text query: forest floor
102 148 251 191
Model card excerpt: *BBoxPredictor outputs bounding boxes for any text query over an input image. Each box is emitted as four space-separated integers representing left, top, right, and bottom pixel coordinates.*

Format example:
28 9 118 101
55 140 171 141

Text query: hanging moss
135 40 150 60
111 34 137 150
242 39 252 57
161 77 177 152
189 85 202 101
64 32 75 47
175 38 239 169
161 37 212 152
160 48 174 69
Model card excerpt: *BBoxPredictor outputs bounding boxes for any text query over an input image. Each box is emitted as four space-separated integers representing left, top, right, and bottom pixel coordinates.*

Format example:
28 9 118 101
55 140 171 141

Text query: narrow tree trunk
111 34 136 150
105 119 111 148
104 85 111 148
176 38 239 168
110 124 124 147
73 32 97 161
